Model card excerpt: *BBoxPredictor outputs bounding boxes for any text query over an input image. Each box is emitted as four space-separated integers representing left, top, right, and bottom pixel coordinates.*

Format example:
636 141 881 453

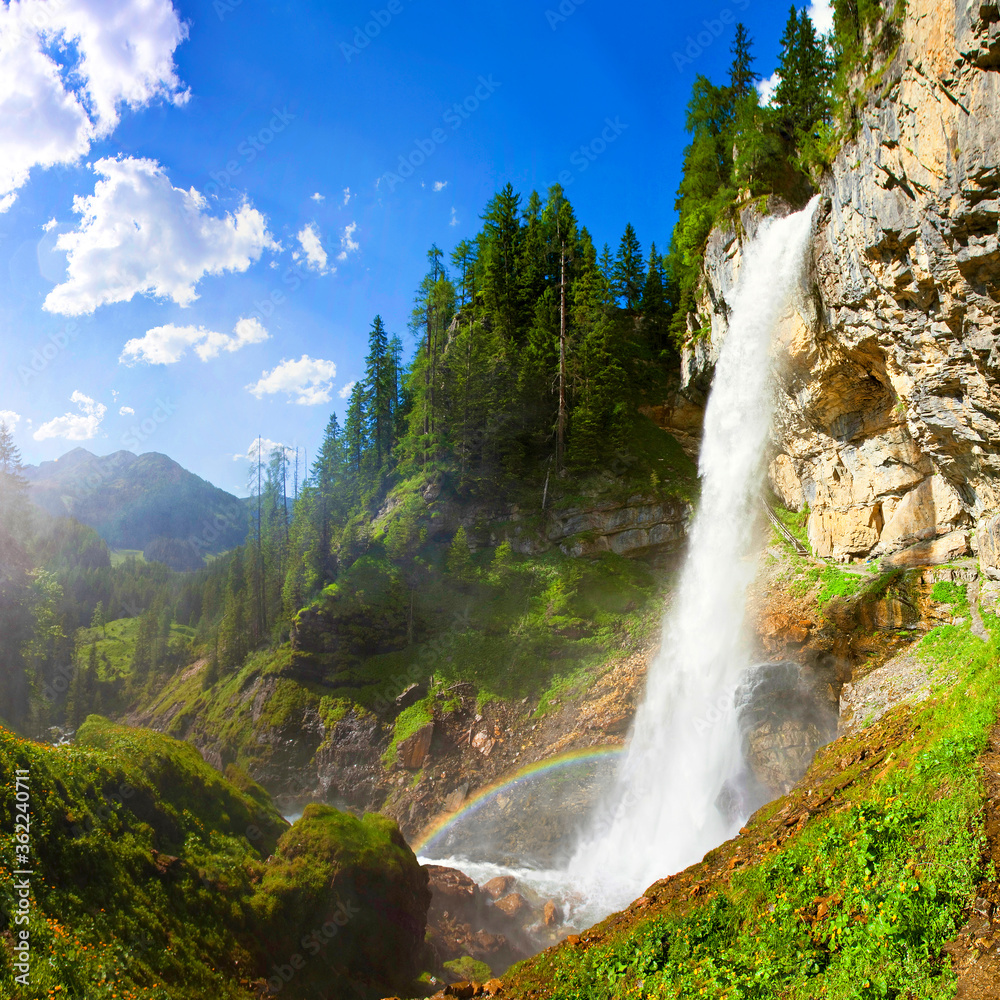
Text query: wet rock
482 876 516 900
398 723 434 770
543 900 562 926
493 893 530 919
426 865 482 919
736 661 837 795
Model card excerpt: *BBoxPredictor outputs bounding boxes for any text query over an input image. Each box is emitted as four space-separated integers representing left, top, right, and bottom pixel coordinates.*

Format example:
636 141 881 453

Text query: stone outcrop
687 0 1000 570
505 495 690 559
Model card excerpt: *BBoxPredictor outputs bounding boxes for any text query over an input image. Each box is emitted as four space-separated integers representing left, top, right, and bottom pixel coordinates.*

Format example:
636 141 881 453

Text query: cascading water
419 198 820 942
568 196 820 915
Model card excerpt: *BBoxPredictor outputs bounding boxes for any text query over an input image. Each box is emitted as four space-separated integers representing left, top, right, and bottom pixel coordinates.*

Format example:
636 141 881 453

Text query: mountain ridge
23 447 249 565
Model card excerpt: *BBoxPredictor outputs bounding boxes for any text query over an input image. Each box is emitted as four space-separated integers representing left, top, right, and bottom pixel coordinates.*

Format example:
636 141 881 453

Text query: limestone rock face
689 0 1000 566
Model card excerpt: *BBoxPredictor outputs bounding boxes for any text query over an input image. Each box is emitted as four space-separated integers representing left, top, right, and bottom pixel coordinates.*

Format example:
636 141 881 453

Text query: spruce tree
613 224 644 311
729 23 760 101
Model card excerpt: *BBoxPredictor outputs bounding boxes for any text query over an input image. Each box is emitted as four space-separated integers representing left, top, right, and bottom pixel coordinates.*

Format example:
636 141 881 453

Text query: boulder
481 876 516 900
493 893 529 919
253 805 430 997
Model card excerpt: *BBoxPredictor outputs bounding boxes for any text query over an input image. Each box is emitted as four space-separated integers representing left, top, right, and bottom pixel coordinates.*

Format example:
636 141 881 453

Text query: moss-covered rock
252 804 431 998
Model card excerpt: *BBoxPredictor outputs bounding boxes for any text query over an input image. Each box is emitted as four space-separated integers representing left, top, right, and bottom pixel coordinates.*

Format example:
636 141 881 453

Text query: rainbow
412 745 624 856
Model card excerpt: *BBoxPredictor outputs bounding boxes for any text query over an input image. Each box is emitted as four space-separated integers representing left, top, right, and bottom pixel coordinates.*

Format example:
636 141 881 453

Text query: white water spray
568 198 819 914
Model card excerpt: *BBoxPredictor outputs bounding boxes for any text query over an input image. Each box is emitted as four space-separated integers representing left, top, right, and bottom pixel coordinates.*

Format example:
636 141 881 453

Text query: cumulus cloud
336 221 359 262
338 380 357 400
41 218 57 232
119 405 135 416
293 222 330 274
0 409 22 428
120 316 269 365
0 0 188 212
43 156 277 316
757 71 780 107
33 391 106 441
311 191 325 201
807 0 834 36
450 207 458 227
433 180 448 192
342 187 352 205
246 355 337 406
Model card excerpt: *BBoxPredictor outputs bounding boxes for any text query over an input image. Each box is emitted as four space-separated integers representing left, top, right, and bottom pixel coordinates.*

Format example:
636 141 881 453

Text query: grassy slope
0 717 287 1000
502 522 997 999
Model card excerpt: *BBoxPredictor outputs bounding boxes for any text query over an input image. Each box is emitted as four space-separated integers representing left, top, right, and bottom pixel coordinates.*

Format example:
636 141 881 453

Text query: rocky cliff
686 0 1000 573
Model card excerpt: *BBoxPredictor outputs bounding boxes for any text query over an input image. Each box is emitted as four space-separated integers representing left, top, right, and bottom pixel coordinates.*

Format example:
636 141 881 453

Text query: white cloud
338 380 357 400
342 187 352 205
336 221 359 262
120 316 269 365
0 409 21 428
450 207 458 227
311 191 325 201
43 156 277 316
0 0 188 213
807 0 834 36
433 180 448 192
233 437 295 462
33 391 106 441
119 405 135 416
42 218 57 232
293 222 330 275
757 71 780 107
247 355 337 406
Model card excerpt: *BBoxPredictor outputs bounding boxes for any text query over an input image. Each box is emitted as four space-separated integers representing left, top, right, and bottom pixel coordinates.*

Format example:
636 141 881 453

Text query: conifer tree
729 22 760 101
613 224 644 311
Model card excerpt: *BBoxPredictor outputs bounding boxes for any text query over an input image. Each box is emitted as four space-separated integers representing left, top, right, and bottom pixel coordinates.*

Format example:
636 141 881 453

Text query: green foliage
0 719 285 999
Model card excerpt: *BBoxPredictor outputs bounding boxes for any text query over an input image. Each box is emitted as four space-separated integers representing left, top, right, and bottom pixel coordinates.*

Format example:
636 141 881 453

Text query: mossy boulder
252 804 431 997
76 715 287 853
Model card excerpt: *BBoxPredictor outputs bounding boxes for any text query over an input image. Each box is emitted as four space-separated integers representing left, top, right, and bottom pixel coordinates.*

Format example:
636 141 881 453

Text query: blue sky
0 0 831 496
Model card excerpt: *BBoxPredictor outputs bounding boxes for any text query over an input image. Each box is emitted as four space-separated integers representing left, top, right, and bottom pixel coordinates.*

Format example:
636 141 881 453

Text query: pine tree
91 600 107 636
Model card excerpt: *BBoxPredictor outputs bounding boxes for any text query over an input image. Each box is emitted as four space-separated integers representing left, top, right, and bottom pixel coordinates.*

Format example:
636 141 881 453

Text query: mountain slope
23 448 249 563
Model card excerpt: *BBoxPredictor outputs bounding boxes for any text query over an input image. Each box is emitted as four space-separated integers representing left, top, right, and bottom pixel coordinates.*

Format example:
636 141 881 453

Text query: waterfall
569 197 819 914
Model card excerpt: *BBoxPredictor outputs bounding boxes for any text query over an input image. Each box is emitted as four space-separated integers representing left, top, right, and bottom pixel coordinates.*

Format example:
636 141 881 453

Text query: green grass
76 618 195 681
930 581 969 615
